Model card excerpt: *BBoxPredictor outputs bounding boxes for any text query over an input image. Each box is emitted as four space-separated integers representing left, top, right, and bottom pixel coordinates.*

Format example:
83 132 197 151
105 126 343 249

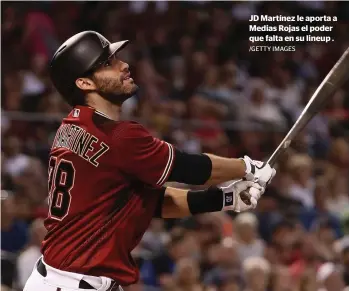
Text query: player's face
91 55 138 104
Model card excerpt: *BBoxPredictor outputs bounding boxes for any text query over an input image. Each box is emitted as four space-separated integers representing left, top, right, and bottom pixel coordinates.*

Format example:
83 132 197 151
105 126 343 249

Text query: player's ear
75 77 97 91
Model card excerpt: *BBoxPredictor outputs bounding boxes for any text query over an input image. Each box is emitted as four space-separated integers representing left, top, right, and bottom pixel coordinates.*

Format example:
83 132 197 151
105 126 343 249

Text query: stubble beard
93 76 139 105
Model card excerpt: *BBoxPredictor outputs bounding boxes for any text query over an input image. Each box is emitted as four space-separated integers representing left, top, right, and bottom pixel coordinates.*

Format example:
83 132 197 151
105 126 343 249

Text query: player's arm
155 180 264 218
115 123 274 188
167 149 275 187
168 150 247 186
206 154 246 184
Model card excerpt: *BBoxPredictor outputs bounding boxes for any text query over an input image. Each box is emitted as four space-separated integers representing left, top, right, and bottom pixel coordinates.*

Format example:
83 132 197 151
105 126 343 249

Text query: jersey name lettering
52 124 109 167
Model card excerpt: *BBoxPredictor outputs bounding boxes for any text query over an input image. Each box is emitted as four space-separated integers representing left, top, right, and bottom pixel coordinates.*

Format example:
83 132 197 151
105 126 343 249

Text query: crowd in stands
1 2 349 291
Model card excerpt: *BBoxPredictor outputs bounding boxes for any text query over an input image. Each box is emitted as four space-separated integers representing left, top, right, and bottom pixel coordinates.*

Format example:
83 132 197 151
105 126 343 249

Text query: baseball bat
241 46 349 203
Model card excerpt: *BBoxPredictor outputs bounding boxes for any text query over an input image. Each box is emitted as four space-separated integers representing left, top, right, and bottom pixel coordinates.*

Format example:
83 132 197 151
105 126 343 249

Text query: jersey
41 105 175 286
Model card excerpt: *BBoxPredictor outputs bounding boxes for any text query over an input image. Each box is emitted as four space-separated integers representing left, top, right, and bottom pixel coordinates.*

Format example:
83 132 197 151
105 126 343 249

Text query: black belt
37 259 120 290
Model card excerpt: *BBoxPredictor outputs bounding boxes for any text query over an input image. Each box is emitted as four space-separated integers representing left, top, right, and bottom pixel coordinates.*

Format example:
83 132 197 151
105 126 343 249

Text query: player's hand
241 155 276 186
220 180 265 212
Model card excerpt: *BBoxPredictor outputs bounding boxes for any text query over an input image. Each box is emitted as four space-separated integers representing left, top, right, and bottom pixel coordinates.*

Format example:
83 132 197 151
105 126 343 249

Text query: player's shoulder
112 121 150 139
110 120 154 151
115 120 145 130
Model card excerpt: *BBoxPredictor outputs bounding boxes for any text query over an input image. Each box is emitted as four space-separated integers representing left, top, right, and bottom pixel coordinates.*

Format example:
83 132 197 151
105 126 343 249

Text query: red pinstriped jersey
41 105 174 285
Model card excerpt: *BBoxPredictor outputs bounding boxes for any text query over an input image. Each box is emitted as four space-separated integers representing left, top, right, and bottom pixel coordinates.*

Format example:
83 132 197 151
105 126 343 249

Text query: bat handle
266 140 290 167
240 189 252 205
266 155 277 167
266 152 281 167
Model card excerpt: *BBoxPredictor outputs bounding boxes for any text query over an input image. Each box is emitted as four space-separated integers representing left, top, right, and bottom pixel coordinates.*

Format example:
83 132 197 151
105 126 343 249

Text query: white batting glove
220 180 264 213
241 155 276 187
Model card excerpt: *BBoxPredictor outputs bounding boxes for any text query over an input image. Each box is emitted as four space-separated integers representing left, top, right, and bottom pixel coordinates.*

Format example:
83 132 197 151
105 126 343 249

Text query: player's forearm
168 149 246 186
204 154 246 186
161 187 190 218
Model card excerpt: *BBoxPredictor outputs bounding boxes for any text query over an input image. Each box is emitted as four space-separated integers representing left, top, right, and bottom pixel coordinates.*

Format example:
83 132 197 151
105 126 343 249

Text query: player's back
42 106 171 285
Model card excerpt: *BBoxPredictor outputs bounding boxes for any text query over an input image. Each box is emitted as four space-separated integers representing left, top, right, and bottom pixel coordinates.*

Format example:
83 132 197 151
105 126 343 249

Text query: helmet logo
98 35 109 48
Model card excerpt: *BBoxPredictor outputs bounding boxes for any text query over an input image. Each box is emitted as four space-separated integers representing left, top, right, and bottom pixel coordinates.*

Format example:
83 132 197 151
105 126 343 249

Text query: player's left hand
241 155 276 187
220 180 264 213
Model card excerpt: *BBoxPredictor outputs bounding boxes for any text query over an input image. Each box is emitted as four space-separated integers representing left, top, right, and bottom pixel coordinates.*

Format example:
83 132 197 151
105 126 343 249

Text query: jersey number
48 158 75 220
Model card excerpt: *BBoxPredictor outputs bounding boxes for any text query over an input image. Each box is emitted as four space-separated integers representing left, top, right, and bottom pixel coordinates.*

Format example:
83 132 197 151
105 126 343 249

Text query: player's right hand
220 180 264 213
241 155 276 187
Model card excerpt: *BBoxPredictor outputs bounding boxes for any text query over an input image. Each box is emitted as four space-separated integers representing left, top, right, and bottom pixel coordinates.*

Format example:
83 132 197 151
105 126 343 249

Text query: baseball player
24 31 276 291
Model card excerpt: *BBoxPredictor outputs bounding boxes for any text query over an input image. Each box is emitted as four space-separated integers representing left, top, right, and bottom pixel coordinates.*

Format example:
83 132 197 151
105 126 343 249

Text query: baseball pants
24 257 123 291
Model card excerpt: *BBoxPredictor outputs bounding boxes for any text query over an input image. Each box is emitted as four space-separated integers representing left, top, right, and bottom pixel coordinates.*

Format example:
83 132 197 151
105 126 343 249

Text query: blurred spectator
1 195 28 254
287 154 315 208
2 135 31 179
299 180 343 239
267 62 303 116
171 257 203 291
325 167 349 220
234 212 265 262
326 138 349 206
17 218 46 289
203 240 241 288
317 262 346 291
289 235 324 287
267 219 300 266
269 266 293 291
241 78 287 129
1 195 28 288
242 256 271 291
136 219 170 260
140 229 200 289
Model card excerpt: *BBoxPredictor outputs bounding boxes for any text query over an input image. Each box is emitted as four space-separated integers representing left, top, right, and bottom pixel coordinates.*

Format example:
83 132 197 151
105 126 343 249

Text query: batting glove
220 180 264 213
241 155 276 187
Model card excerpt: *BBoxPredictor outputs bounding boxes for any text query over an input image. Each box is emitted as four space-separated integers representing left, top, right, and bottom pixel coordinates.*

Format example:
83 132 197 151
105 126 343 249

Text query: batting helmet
50 31 129 105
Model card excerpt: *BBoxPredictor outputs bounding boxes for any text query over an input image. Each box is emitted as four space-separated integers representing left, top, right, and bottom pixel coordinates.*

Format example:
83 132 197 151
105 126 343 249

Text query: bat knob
240 190 251 205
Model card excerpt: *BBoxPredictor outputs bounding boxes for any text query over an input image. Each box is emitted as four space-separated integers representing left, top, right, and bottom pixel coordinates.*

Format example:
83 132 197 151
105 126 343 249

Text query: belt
37 259 120 290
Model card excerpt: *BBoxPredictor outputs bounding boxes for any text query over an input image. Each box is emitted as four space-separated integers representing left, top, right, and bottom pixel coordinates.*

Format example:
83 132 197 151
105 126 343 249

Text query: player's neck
86 99 121 121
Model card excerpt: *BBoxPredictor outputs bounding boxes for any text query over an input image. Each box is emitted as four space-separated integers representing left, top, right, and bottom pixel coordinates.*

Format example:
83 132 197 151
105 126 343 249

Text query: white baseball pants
24 257 123 291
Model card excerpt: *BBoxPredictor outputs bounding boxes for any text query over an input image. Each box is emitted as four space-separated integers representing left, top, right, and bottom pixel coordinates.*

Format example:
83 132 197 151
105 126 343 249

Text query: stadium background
1 1 349 291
